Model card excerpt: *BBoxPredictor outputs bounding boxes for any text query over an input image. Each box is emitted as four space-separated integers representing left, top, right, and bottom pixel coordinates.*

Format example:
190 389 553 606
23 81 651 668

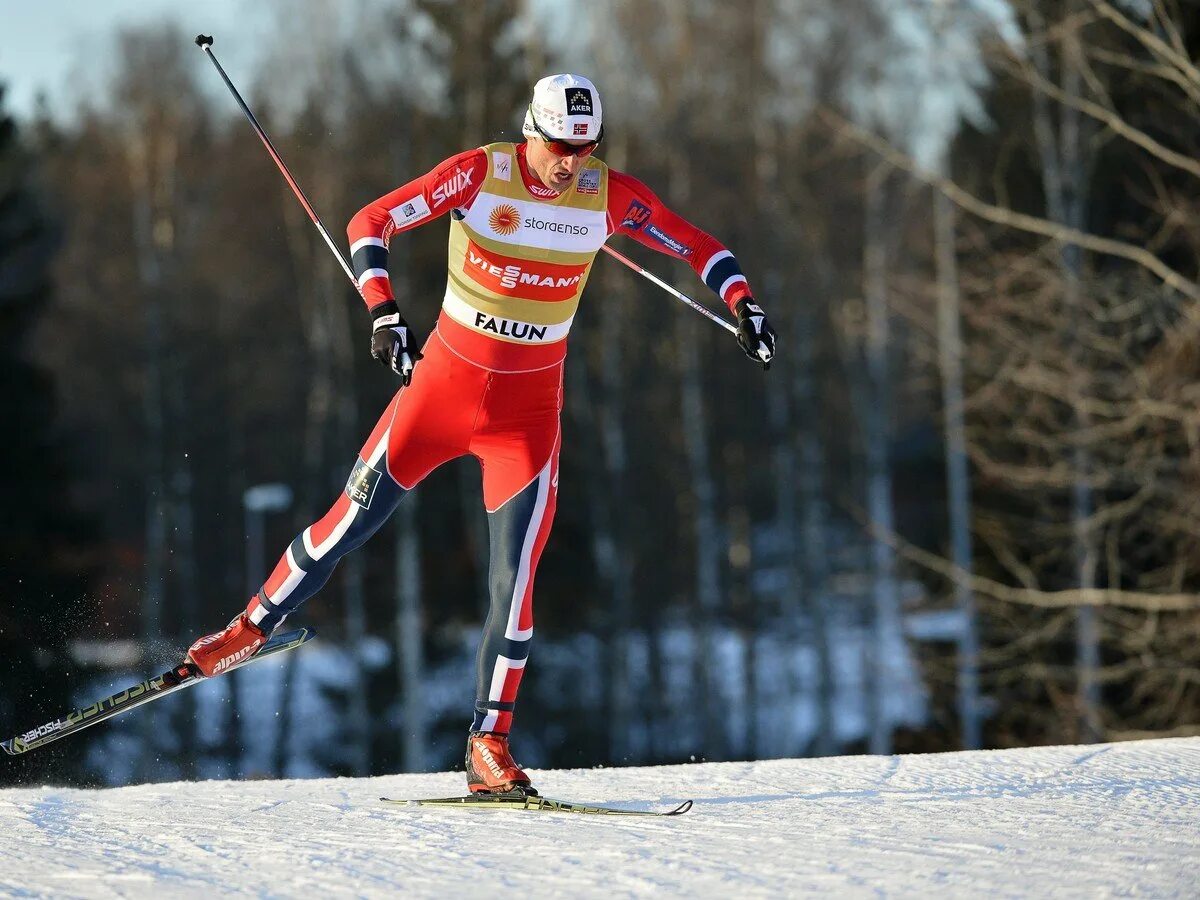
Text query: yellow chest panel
443 143 609 340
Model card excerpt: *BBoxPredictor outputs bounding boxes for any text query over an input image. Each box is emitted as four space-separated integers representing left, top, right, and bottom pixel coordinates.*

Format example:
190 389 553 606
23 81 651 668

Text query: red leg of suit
244 327 562 736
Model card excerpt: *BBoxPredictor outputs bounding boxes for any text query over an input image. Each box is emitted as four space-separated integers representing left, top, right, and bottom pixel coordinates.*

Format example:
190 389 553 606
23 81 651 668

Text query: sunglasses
529 106 604 157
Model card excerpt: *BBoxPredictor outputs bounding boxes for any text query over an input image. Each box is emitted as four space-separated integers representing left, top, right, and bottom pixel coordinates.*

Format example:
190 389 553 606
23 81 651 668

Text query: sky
0 0 273 120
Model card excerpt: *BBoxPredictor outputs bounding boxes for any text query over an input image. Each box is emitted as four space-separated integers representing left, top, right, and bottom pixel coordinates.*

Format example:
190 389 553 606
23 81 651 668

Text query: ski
2 626 315 757
381 790 692 817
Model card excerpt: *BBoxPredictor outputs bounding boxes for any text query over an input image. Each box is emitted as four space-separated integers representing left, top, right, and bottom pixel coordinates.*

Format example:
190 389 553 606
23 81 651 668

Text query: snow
4 737 1198 897
71 617 928 785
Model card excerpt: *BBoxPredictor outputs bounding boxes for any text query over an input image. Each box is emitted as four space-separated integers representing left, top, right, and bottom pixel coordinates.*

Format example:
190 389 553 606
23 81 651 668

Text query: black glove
369 301 423 385
735 298 776 370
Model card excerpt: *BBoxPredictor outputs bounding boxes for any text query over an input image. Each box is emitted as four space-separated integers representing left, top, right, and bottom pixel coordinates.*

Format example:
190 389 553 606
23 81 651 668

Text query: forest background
2 0 1199 787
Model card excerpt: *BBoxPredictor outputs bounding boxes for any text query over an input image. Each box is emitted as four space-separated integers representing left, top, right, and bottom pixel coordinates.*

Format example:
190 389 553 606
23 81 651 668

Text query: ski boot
465 731 535 795
186 611 267 677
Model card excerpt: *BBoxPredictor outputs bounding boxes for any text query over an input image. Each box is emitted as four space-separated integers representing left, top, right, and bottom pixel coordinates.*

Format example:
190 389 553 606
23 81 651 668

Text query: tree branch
818 106 1200 303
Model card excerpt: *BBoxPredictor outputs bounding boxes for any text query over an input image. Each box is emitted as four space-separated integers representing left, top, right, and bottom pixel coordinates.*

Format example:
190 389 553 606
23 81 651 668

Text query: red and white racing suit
243 142 754 734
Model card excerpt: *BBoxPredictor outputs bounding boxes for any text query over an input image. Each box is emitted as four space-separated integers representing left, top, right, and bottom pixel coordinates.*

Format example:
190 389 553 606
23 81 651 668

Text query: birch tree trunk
933 189 982 750
862 163 900 756
800 249 837 757
1028 4 1100 742
749 4 811 755
678 306 725 759
128 128 180 779
276 156 333 777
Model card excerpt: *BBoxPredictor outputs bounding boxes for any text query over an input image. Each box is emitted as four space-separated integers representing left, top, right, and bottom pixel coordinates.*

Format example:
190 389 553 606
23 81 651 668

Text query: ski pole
194 34 362 297
600 245 737 335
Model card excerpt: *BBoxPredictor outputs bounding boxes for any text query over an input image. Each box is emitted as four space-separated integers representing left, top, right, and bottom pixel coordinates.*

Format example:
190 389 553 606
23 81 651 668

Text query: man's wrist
370 300 401 329
735 297 760 319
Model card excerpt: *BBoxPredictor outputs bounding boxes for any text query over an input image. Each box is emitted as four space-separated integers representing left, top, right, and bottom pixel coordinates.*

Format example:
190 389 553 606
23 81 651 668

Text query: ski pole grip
195 34 214 48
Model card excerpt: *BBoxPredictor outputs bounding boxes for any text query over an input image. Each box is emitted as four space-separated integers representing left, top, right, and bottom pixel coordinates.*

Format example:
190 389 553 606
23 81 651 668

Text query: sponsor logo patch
526 181 558 199
492 151 512 181
389 194 431 227
21 719 68 744
619 199 651 231
646 223 692 256
575 168 600 195
432 167 474 207
472 312 550 342
489 203 521 236
464 240 587 301
345 458 382 509
566 87 593 116
522 215 590 236
213 639 263 675
475 742 508 780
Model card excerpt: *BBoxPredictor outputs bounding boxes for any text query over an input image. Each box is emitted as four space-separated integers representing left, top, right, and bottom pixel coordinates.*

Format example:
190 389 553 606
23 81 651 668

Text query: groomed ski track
3 737 1198 898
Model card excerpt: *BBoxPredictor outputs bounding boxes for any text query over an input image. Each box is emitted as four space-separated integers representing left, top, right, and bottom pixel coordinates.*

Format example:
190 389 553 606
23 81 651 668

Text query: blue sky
0 0 272 119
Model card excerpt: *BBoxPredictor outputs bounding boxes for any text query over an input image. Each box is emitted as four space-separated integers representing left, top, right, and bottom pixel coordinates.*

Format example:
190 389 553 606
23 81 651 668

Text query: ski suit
242 141 754 734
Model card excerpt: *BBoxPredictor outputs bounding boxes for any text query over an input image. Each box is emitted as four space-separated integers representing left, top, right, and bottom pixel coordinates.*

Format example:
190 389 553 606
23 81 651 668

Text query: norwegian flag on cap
522 73 604 143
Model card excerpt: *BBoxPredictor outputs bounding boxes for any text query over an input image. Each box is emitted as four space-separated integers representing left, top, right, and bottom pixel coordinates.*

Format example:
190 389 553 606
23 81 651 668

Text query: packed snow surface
4 737 1199 897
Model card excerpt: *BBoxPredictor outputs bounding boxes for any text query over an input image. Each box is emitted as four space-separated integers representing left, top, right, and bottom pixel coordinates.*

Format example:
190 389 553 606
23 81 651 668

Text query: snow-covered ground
3 737 1198 897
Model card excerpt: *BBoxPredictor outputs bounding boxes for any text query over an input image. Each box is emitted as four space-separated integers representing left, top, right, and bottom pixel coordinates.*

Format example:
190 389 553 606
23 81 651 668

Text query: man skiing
185 74 777 795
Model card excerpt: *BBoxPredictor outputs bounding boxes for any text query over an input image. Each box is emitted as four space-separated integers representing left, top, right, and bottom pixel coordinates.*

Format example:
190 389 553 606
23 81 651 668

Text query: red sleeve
346 148 487 312
605 169 753 313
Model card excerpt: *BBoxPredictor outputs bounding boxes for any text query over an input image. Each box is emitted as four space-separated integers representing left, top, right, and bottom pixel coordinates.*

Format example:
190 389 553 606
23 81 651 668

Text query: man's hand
369 301 424 385
735 298 776 370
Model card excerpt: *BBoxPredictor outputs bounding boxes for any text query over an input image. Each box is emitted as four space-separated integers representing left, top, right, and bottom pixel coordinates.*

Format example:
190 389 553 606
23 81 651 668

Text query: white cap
522 74 603 143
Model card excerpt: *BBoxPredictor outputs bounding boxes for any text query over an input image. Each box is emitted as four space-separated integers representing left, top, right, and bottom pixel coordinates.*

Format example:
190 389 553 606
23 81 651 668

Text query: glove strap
370 299 401 331
373 312 401 330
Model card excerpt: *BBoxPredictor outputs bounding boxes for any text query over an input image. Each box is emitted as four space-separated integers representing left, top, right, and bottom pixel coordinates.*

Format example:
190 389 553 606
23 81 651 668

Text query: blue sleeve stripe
704 254 743 297
351 243 389 279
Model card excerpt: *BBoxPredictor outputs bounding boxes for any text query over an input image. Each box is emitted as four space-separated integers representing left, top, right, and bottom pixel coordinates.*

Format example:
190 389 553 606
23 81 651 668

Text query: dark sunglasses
528 106 604 157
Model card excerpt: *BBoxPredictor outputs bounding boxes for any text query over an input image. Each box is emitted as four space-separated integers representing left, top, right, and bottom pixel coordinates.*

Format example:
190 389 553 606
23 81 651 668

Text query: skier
185 74 777 794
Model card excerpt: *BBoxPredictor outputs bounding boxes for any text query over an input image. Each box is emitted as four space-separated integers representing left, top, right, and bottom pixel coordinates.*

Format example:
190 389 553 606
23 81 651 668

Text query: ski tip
670 800 694 815
379 797 419 807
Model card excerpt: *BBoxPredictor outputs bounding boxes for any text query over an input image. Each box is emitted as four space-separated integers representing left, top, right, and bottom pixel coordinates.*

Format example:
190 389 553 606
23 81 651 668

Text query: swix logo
464 240 586 301
476 743 507 780
526 181 558 199
432 168 474 207
212 638 263 675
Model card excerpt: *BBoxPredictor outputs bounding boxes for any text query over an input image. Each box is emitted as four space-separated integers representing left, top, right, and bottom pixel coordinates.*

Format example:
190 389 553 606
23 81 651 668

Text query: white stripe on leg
504 460 551 642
